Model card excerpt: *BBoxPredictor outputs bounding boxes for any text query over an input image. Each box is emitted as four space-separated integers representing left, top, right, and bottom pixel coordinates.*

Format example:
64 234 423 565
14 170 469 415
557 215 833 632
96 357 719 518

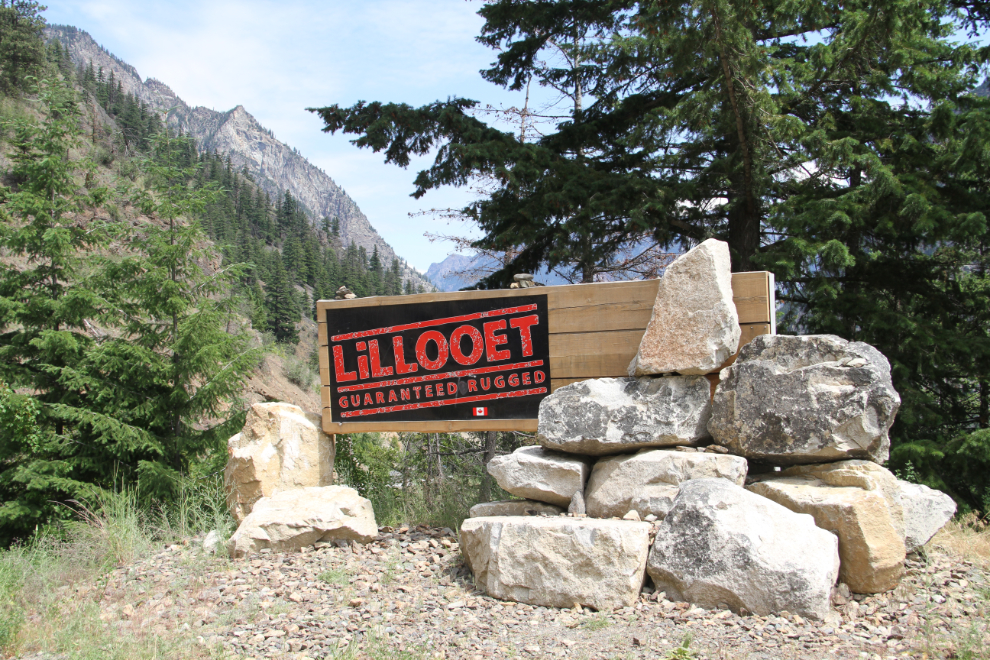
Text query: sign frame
317 272 775 435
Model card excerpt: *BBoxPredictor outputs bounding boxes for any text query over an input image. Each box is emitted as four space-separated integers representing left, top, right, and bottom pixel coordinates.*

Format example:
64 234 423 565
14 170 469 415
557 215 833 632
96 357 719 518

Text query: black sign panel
326 294 551 423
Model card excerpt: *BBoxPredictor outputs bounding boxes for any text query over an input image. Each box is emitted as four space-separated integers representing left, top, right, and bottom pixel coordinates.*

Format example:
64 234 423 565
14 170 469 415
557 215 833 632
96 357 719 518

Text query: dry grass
929 512 990 567
0 479 235 659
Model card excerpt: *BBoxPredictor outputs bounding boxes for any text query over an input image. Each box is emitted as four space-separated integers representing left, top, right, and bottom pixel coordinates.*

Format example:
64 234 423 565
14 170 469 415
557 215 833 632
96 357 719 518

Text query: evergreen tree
100 129 258 497
0 0 46 93
265 253 299 344
249 281 268 333
0 78 121 541
311 0 990 510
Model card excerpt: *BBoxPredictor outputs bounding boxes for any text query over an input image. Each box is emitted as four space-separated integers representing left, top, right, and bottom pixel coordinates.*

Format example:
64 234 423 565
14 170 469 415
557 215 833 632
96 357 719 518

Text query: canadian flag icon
472 407 488 417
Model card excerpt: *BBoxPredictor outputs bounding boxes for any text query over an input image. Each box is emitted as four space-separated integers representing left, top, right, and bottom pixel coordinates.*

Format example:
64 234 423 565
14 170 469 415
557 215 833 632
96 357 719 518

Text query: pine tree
310 0 990 510
0 78 122 540
265 253 299 344
0 0 46 93
98 129 259 498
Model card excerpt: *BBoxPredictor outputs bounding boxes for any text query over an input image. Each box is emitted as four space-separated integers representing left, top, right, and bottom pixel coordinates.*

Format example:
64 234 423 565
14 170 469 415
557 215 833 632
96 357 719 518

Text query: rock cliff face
47 24 431 292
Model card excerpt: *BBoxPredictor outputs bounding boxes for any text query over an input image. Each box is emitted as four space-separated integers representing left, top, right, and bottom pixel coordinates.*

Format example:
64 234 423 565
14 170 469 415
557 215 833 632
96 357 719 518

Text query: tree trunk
727 190 760 272
980 380 988 430
479 431 498 502
713 5 760 272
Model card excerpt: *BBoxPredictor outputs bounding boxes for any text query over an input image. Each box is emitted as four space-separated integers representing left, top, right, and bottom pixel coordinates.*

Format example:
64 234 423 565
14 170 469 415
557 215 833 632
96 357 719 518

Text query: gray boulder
585 449 748 520
629 239 741 376
708 334 900 465
486 446 592 507
896 481 956 552
460 516 651 611
538 376 712 456
647 479 839 620
468 500 563 518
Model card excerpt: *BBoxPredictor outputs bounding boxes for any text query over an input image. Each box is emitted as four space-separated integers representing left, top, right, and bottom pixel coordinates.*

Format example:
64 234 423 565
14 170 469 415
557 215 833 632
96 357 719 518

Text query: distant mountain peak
46 24 431 290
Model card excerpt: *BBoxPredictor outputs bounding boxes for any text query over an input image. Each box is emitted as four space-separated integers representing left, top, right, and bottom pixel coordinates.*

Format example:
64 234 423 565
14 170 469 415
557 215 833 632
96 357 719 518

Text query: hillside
46 24 432 293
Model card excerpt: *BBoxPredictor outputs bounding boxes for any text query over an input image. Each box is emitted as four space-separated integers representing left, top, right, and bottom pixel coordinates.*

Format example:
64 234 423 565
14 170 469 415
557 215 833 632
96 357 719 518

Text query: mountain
424 253 576 291
424 253 488 291
46 24 432 291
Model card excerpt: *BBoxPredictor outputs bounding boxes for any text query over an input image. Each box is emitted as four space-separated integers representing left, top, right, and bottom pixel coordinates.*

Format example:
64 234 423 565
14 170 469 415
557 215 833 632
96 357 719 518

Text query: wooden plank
320 325 769 384
730 271 770 298
731 272 772 324
548 300 654 334
317 273 770 333
318 345 330 371
321 385 332 409
316 279 661 315
740 322 772 346
549 329 643 379
318 323 327 346
323 417 538 434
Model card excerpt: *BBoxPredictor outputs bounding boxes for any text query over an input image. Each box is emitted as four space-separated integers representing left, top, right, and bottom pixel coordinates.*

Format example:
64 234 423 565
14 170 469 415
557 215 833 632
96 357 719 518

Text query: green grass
582 612 611 631
327 629 429 659
0 474 236 659
664 634 697 660
319 567 352 586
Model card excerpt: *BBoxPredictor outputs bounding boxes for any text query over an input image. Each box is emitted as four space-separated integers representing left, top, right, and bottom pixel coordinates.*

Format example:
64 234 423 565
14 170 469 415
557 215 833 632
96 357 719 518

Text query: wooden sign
318 271 775 435
324 294 550 424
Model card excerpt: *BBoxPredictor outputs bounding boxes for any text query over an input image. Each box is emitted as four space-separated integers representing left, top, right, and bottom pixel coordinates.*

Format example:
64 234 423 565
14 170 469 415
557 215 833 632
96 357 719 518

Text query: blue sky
41 0 527 271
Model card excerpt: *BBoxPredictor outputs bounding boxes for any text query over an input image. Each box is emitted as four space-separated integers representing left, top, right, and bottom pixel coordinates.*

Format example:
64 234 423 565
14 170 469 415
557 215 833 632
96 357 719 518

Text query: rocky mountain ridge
46 24 432 292
424 252 574 291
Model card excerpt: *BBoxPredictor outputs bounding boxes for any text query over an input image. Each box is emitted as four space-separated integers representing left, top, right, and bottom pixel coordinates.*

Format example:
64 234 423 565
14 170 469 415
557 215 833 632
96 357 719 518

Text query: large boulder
227 486 377 558
468 500 563 518
776 461 905 538
460 516 651 611
629 239 741 376
896 481 956 552
486 447 591 507
708 334 900 465
784 462 956 553
225 402 335 522
647 479 839 620
748 472 905 593
538 376 712 456
585 449 748 519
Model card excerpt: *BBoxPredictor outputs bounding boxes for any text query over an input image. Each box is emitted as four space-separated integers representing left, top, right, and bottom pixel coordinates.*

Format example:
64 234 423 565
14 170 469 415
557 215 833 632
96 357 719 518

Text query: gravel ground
48 525 990 660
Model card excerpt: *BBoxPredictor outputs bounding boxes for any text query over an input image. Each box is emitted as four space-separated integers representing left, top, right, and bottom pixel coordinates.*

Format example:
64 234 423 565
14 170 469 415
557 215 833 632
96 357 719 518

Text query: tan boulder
778 460 905 538
460 516 651 611
225 402 335 522
748 471 905 594
227 486 376 557
629 239 740 376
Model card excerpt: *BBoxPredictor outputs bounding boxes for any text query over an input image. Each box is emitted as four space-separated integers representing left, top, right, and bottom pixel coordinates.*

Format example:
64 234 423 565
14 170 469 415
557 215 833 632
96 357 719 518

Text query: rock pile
460 239 957 619
225 402 378 556
225 402 336 522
